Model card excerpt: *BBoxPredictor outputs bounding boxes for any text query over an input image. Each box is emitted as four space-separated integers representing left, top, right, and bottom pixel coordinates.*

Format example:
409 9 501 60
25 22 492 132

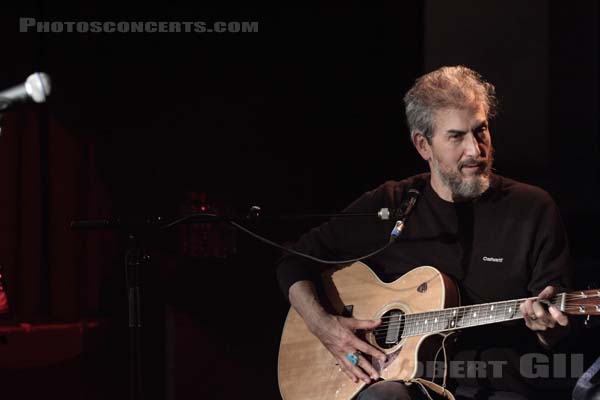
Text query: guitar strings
373 293 593 327
373 302 591 329
370 305 592 340
374 296 556 325
355 293 596 339
367 294 594 338
365 294 595 340
373 292 598 327
371 305 524 339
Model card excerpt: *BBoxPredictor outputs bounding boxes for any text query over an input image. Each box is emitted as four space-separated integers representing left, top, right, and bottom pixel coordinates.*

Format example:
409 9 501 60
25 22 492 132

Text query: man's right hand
288 280 387 384
310 313 387 384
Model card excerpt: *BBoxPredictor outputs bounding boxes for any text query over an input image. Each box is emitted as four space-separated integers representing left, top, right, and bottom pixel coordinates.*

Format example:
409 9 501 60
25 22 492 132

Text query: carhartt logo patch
483 257 504 263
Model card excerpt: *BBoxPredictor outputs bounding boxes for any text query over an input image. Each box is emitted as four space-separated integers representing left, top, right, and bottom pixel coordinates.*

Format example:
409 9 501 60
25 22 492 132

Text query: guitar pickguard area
372 346 402 374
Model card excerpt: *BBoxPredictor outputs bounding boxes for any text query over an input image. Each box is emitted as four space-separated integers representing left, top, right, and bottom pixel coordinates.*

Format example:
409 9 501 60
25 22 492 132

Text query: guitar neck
400 294 564 337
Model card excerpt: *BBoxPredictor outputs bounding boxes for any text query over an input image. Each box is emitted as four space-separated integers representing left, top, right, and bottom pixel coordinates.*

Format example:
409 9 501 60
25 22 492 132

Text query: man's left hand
520 286 570 347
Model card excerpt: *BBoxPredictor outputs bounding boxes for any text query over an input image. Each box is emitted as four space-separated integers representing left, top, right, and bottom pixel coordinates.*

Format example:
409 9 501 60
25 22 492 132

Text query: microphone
378 188 422 221
0 72 51 111
380 179 425 239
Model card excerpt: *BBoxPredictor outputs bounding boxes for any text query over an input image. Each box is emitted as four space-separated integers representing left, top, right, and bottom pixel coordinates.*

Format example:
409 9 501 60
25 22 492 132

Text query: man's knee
356 380 412 400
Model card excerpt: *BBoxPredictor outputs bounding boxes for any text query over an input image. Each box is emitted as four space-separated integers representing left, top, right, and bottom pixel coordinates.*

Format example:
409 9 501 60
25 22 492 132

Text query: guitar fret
404 314 412 336
402 294 576 338
450 308 457 329
401 298 530 338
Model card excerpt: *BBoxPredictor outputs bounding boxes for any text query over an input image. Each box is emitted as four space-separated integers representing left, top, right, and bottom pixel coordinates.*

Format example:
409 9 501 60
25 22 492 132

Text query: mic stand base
125 233 149 400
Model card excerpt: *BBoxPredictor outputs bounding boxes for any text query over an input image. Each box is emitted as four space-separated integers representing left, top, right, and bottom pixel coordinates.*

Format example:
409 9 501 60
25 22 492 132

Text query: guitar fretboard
398 295 561 338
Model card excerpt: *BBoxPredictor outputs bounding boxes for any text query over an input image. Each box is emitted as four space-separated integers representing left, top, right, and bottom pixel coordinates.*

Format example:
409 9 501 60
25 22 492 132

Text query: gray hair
404 66 497 143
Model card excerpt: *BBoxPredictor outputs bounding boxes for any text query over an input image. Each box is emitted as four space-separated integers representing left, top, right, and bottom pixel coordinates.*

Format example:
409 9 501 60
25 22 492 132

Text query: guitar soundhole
373 309 405 349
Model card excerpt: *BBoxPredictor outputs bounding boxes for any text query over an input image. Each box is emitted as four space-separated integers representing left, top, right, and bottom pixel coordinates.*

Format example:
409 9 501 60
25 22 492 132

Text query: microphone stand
0 109 5 137
125 232 145 400
70 208 395 400
71 217 167 400
0 98 12 136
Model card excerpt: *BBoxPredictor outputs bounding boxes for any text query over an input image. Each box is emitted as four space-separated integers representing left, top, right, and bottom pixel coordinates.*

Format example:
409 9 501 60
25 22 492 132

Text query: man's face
428 105 493 201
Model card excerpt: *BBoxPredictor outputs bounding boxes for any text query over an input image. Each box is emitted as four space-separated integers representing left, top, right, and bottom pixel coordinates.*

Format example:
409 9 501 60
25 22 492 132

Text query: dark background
0 1 598 399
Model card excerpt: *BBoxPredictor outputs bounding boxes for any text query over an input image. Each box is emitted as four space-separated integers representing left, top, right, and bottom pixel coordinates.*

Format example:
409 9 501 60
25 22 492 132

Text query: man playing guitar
277 66 574 400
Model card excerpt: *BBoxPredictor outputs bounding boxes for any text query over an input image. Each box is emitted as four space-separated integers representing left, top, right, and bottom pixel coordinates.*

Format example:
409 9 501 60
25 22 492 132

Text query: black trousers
355 381 528 400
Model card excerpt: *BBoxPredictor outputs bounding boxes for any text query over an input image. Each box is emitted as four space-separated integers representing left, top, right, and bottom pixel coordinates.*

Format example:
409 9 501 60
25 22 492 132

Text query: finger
342 353 371 384
337 360 359 383
520 299 534 319
520 299 533 315
548 305 569 326
538 286 555 300
350 352 380 380
346 318 382 331
521 299 537 328
532 301 552 327
353 337 386 362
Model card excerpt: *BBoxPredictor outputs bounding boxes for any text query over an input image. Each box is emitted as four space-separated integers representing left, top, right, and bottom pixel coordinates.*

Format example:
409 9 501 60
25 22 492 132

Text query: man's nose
463 132 483 157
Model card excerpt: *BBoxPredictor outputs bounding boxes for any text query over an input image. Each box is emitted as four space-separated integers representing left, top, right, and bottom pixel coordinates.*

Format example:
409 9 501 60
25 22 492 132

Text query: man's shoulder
492 174 555 205
350 173 430 210
371 173 430 200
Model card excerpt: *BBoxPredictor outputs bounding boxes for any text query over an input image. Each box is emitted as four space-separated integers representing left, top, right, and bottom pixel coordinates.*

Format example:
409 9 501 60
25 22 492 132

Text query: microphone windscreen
25 72 51 103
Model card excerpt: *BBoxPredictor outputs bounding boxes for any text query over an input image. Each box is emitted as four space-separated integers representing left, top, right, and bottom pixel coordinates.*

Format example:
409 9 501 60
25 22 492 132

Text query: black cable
160 213 221 229
229 220 394 264
160 213 396 264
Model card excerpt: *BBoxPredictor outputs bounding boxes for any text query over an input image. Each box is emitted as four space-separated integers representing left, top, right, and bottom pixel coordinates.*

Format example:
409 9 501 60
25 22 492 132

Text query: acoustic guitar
278 262 600 400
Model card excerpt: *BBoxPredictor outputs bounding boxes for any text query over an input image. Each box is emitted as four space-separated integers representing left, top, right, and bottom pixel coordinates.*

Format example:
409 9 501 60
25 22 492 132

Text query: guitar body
278 262 460 400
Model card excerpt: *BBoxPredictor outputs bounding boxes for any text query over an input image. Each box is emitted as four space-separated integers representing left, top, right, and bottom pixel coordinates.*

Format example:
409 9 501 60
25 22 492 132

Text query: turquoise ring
346 352 360 366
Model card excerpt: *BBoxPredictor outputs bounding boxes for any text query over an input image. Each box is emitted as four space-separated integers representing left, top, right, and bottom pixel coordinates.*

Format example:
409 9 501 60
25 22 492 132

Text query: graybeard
433 159 492 201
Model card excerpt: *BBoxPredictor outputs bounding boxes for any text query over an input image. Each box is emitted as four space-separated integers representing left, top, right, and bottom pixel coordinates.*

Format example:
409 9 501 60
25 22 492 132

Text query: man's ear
412 132 432 161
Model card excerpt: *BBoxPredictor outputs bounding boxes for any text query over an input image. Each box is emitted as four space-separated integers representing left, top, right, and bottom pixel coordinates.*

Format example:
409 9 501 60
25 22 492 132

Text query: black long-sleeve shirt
276 173 574 397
